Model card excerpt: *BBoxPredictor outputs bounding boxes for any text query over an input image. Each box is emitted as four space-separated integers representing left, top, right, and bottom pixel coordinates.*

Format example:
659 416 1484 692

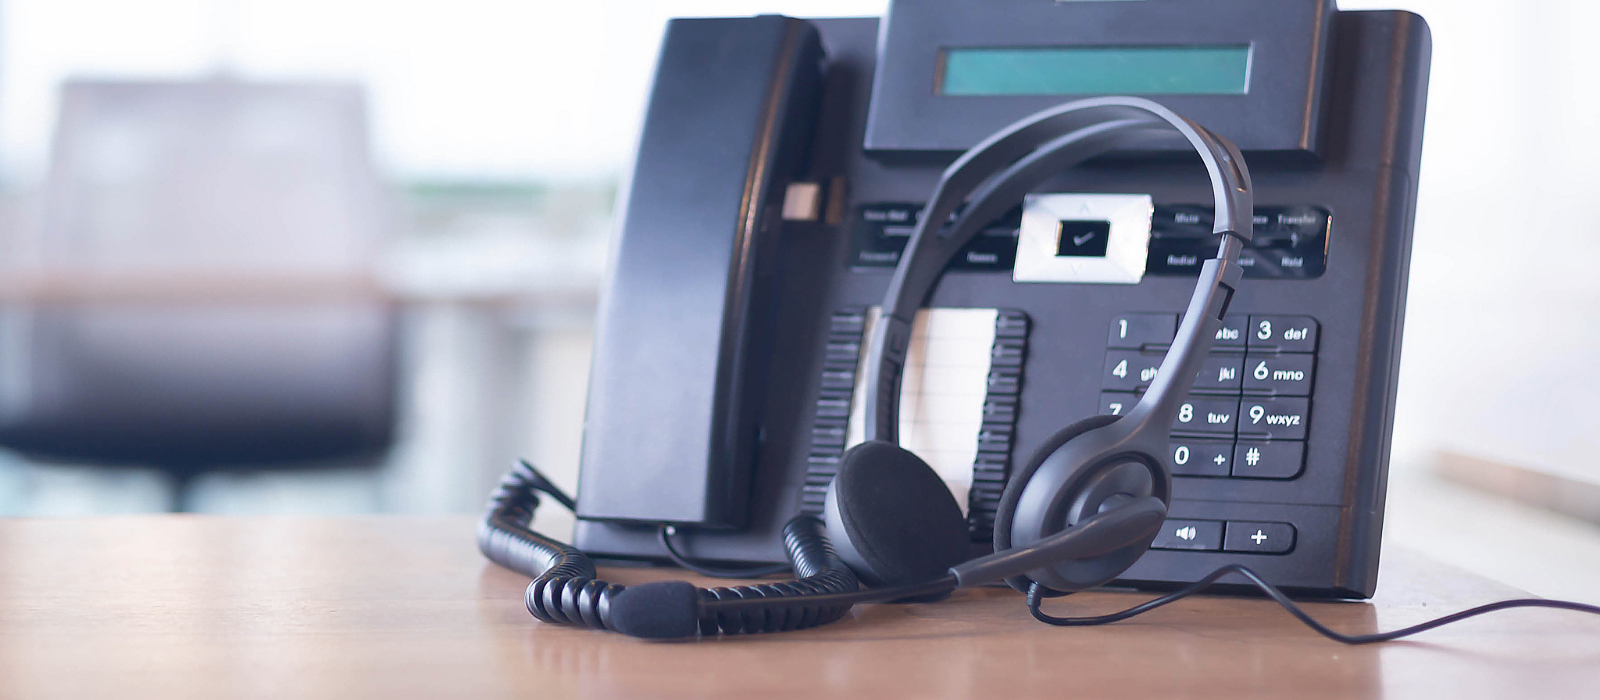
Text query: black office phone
574 0 1430 598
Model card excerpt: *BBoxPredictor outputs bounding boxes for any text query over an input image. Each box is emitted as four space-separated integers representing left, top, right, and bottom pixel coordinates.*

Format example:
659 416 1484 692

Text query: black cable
1026 563 1600 644
479 460 860 635
658 525 793 579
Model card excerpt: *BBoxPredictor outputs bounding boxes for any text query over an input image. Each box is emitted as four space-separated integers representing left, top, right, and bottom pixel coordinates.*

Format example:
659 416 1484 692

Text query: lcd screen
939 45 1252 96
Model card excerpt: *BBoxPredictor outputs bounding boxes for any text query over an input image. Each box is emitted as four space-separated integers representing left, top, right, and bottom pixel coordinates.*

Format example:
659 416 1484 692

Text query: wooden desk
1 517 1595 699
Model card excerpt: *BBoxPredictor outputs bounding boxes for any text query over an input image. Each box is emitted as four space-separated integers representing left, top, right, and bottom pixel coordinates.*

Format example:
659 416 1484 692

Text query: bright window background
0 0 888 182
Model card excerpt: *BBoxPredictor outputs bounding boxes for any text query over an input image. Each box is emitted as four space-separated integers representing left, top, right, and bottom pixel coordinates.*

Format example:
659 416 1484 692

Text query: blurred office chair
0 79 397 509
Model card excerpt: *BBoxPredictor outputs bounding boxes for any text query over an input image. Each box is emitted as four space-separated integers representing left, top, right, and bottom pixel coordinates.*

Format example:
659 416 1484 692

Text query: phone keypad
1099 312 1318 480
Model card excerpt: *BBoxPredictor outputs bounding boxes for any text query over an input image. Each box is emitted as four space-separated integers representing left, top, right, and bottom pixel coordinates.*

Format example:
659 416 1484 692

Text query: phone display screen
938 45 1252 96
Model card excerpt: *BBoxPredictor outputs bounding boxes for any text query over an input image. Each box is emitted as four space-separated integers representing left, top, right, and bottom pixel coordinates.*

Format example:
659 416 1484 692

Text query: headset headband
863 96 1253 444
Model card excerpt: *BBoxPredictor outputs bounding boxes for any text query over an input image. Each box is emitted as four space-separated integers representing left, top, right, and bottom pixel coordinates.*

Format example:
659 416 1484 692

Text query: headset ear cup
824 441 970 587
992 414 1123 592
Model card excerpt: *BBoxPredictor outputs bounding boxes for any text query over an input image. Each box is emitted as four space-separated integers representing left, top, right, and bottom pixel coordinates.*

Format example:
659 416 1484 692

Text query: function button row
1167 438 1305 479
1151 519 1297 554
1109 313 1320 353
1102 350 1316 396
1099 392 1311 441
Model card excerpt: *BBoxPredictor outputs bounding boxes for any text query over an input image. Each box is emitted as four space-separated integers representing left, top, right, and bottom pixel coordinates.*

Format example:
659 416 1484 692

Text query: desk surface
1 517 1596 699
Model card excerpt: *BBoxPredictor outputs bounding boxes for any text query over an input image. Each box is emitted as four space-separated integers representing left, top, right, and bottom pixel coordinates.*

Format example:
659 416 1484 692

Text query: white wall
1343 0 1600 480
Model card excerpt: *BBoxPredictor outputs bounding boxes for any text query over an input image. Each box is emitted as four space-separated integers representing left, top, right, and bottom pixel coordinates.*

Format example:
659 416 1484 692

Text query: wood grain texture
0 517 1596 699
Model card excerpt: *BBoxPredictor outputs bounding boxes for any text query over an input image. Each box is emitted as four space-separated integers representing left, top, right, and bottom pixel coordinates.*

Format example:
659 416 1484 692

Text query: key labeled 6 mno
1243 352 1315 396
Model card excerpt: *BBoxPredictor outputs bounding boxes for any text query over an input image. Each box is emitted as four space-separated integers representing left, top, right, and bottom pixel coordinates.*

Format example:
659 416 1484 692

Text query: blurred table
1 517 1596 700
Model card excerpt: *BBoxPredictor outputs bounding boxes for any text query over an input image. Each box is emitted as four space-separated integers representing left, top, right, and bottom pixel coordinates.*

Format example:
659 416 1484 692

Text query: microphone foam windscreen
608 581 701 639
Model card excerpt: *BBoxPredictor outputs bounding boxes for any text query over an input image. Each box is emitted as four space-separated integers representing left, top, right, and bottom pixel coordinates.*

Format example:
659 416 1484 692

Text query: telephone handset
572 0 1432 598
577 16 822 529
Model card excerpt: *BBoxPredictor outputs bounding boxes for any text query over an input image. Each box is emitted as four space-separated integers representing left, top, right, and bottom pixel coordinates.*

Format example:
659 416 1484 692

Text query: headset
478 96 1600 641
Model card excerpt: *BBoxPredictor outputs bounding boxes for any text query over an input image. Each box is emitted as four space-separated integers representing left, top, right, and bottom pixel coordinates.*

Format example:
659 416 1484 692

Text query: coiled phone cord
478 461 861 634
1026 564 1600 644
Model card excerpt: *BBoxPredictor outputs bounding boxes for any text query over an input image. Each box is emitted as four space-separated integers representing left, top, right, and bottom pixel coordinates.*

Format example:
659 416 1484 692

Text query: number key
1212 314 1248 349
1109 313 1177 350
1243 352 1315 396
1172 396 1240 436
1099 391 1138 417
1193 353 1244 393
1102 350 1162 391
1247 315 1318 353
1238 397 1311 440
1170 439 1233 477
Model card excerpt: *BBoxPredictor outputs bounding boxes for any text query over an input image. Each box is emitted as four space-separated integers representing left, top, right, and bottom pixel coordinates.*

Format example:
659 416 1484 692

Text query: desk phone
573 0 1430 597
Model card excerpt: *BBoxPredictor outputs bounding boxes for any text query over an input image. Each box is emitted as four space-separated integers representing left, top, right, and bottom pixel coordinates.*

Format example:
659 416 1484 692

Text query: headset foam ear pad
824 440 969 587
992 413 1123 588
